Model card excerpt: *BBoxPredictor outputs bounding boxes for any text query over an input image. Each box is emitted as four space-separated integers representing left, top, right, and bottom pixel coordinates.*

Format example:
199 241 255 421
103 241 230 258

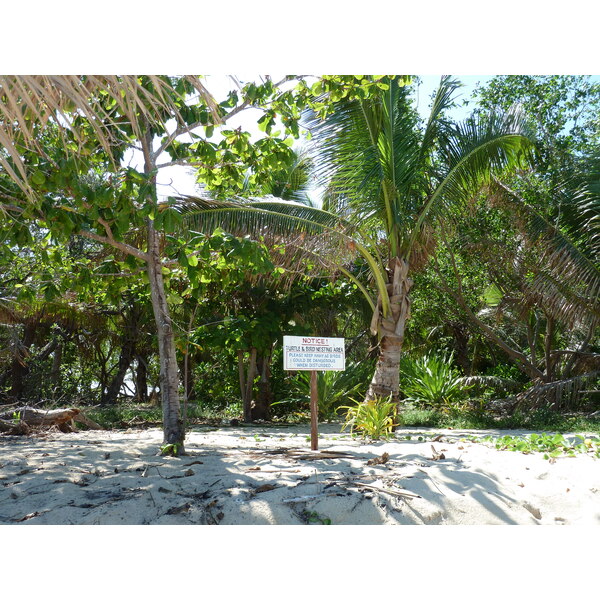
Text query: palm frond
418 76 462 164
516 370 600 410
172 194 393 315
461 374 522 393
491 179 600 325
0 75 220 198
408 107 535 252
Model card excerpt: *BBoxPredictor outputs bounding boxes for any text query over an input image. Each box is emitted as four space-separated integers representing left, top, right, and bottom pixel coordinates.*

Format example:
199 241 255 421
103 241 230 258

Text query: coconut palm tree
181 76 535 403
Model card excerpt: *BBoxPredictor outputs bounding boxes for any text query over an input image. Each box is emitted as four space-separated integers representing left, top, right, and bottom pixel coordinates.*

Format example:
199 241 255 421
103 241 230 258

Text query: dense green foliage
0 75 598 438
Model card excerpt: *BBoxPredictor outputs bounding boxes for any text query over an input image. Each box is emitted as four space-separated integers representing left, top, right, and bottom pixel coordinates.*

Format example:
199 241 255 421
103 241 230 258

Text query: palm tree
181 76 535 404
308 76 536 402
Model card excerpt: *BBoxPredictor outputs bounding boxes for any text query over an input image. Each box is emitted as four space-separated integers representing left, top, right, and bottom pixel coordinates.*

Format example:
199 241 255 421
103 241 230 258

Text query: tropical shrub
400 352 472 409
341 395 398 440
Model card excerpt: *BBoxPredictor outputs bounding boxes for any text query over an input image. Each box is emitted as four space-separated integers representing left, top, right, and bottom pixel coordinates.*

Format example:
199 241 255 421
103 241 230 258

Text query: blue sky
414 75 493 120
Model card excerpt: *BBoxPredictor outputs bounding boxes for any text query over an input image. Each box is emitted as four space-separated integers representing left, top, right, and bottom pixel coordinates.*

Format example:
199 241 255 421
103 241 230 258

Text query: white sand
1 423 599 525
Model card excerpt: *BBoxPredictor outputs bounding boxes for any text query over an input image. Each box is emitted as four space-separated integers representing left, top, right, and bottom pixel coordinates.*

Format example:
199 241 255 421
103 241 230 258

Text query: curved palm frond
305 95 384 220
172 194 391 315
307 77 424 238
408 107 536 256
417 76 463 167
491 179 600 325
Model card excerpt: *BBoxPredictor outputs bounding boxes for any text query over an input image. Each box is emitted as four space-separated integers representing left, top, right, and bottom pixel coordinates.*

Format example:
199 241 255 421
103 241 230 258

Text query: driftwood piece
72 412 103 430
348 481 421 500
282 492 339 504
0 407 102 434
0 418 30 435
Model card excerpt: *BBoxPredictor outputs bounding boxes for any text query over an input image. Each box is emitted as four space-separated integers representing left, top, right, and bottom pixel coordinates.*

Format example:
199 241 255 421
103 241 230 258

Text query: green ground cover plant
473 432 600 459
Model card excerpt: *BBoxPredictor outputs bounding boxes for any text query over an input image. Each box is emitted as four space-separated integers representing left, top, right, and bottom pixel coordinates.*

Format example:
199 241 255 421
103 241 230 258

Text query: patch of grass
86 405 164 429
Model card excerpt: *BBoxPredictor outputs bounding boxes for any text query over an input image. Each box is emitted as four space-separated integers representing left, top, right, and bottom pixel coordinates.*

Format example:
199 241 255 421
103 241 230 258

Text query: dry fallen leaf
523 502 542 520
430 445 445 460
166 503 191 515
255 484 277 493
367 452 390 466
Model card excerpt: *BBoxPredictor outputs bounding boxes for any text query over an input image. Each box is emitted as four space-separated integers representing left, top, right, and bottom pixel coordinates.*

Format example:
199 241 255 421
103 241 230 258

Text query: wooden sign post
310 370 318 450
283 336 345 451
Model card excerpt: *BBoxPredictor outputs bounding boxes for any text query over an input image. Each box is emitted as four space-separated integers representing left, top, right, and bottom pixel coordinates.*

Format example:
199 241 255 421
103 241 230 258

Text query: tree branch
78 230 149 262
152 76 299 161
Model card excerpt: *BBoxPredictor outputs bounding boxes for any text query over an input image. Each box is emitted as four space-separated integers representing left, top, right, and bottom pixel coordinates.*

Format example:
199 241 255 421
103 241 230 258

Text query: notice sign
283 336 345 371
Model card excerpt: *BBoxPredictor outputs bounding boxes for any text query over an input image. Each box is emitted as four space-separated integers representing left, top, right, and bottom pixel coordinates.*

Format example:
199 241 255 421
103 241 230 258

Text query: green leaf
161 208 183 233
31 170 46 186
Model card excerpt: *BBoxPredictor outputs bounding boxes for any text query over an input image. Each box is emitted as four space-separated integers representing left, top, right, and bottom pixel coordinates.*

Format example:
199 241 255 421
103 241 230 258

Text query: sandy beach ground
1 422 599 525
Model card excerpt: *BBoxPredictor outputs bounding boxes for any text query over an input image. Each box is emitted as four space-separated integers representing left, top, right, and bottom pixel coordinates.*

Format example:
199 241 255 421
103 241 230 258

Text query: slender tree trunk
544 315 556 383
147 220 185 452
527 311 541 372
10 321 37 401
449 321 470 375
252 350 272 421
366 258 412 403
51 343 63 391
135 354 149 404
142 126 184 454
237 349 246 405
243 347 258 423
103 335 136 405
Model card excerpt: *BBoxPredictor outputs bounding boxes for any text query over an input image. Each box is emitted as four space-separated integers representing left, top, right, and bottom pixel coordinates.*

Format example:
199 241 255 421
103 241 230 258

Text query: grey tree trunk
243 347 258 423
10 321 37 401
142 127 185 454
135 354 149 404
102 336 136 405
365 258 413 404
147 220 185 452
252 350 272 421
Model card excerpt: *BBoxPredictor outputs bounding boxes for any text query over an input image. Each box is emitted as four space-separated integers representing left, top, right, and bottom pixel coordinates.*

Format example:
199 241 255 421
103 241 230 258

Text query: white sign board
283 336 345 371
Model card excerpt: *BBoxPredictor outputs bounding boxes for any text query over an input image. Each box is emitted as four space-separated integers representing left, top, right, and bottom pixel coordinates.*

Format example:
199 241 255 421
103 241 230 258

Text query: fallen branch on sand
0 406 102 434
348 481 421 499
282 492 340 504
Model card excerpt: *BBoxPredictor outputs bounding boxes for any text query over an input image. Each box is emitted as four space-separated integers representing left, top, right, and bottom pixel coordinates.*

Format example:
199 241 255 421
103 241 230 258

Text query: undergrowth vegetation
472 432 600 459
340 395 398 440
